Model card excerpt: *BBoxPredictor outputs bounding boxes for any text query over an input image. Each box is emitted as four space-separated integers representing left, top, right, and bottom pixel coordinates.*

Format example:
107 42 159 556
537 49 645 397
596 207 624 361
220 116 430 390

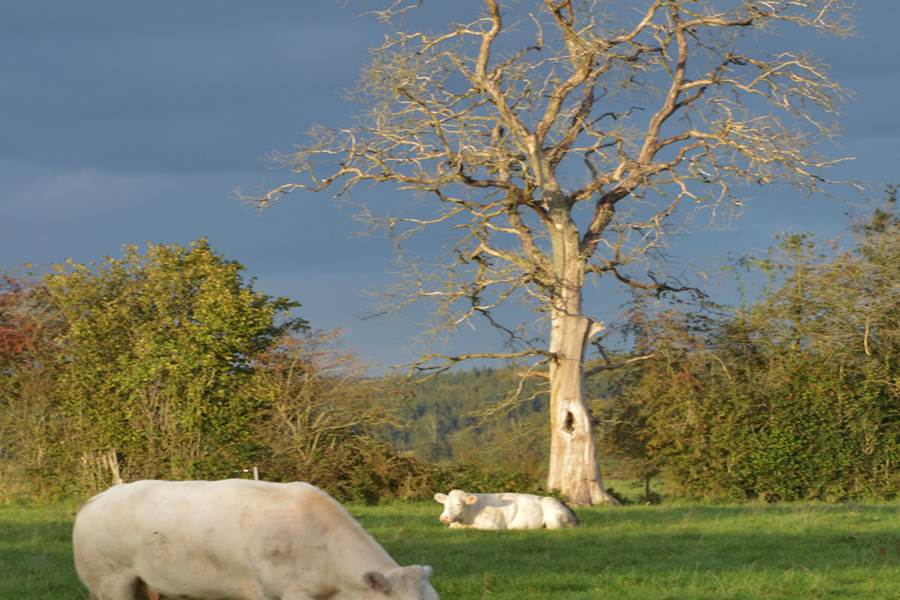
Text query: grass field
1 499 897 599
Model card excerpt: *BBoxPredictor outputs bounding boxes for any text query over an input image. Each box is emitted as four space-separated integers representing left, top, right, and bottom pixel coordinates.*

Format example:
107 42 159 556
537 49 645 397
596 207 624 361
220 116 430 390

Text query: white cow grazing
433 489 578 530
73 479 439 600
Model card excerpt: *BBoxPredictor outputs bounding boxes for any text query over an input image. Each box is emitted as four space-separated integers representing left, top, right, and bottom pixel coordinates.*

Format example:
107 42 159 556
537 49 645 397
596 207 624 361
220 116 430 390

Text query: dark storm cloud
1 1 897 367
3 1 894 175
0 1 378 173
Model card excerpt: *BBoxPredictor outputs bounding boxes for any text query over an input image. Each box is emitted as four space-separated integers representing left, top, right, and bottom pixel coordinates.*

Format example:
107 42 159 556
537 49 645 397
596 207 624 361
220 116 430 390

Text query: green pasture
1 500 897 599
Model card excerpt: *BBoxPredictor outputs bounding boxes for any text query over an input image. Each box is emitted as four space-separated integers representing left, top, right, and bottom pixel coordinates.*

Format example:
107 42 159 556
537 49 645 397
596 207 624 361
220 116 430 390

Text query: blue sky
2 1 898 369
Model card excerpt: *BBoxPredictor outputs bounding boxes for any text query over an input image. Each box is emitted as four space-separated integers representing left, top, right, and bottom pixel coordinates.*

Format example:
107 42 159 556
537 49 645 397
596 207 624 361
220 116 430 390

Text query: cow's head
362 565 438 599
433 489 477 524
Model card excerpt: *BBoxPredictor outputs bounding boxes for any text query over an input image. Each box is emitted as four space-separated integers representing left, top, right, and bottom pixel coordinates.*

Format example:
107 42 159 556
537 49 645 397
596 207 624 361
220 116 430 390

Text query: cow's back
75 479 288 564
475 493 543 529
73 479 391 599
473 492 578 530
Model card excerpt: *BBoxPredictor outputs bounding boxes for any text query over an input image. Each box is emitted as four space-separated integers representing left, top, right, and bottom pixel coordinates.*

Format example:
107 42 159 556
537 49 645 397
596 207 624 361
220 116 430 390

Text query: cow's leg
251 580 292 600
92 574 140 600
542 513 559 529
135 578 161 600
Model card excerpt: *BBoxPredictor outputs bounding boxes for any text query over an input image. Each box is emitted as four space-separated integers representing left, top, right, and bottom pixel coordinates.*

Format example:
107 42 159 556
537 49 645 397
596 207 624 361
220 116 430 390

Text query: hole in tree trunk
564 411 575 433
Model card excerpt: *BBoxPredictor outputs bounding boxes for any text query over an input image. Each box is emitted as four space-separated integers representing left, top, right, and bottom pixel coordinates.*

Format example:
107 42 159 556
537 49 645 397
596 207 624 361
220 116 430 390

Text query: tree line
1 198 897 503
603 197 898 501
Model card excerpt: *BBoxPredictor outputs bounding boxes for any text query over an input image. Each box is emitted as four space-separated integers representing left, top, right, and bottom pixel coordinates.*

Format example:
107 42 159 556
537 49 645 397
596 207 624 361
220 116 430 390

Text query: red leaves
0 275 36 359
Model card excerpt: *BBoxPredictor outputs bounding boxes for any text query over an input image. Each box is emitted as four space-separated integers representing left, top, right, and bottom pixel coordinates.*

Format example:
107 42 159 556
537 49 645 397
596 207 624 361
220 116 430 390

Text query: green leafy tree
43 239 306 490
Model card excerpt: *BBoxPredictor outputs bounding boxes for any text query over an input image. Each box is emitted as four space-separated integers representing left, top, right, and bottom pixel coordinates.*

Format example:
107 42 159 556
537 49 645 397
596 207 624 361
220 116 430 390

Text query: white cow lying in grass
73 479 439 600
433 489 578 530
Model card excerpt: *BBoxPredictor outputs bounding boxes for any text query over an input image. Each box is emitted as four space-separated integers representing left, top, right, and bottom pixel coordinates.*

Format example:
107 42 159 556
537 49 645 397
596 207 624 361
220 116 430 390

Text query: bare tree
252 0 853 505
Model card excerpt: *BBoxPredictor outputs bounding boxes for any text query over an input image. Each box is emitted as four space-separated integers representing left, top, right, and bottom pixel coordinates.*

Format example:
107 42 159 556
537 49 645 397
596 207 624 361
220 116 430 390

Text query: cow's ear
433 493 447 503
363 571 391 593
464 494 478 505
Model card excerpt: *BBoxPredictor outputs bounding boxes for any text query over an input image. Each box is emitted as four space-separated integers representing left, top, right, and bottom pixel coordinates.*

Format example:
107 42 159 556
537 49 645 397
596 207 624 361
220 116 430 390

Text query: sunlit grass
1 500 897 599
362 502 899 599
0 502 83 599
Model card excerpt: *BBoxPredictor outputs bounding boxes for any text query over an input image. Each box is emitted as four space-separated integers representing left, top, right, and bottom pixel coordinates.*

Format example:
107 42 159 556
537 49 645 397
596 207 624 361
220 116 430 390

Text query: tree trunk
544 209 618 506
546 310 619 505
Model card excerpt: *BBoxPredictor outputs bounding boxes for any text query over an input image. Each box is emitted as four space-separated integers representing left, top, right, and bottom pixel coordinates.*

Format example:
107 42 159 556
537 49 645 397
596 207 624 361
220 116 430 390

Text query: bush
605 209 900 502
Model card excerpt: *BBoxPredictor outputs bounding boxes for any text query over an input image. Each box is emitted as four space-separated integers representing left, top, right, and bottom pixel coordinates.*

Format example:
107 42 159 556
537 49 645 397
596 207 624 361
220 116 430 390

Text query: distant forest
381 366 615 480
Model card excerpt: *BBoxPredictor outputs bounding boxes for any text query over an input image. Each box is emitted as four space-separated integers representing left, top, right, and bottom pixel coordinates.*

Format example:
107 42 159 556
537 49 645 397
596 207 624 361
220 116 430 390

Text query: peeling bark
546 311 618 505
